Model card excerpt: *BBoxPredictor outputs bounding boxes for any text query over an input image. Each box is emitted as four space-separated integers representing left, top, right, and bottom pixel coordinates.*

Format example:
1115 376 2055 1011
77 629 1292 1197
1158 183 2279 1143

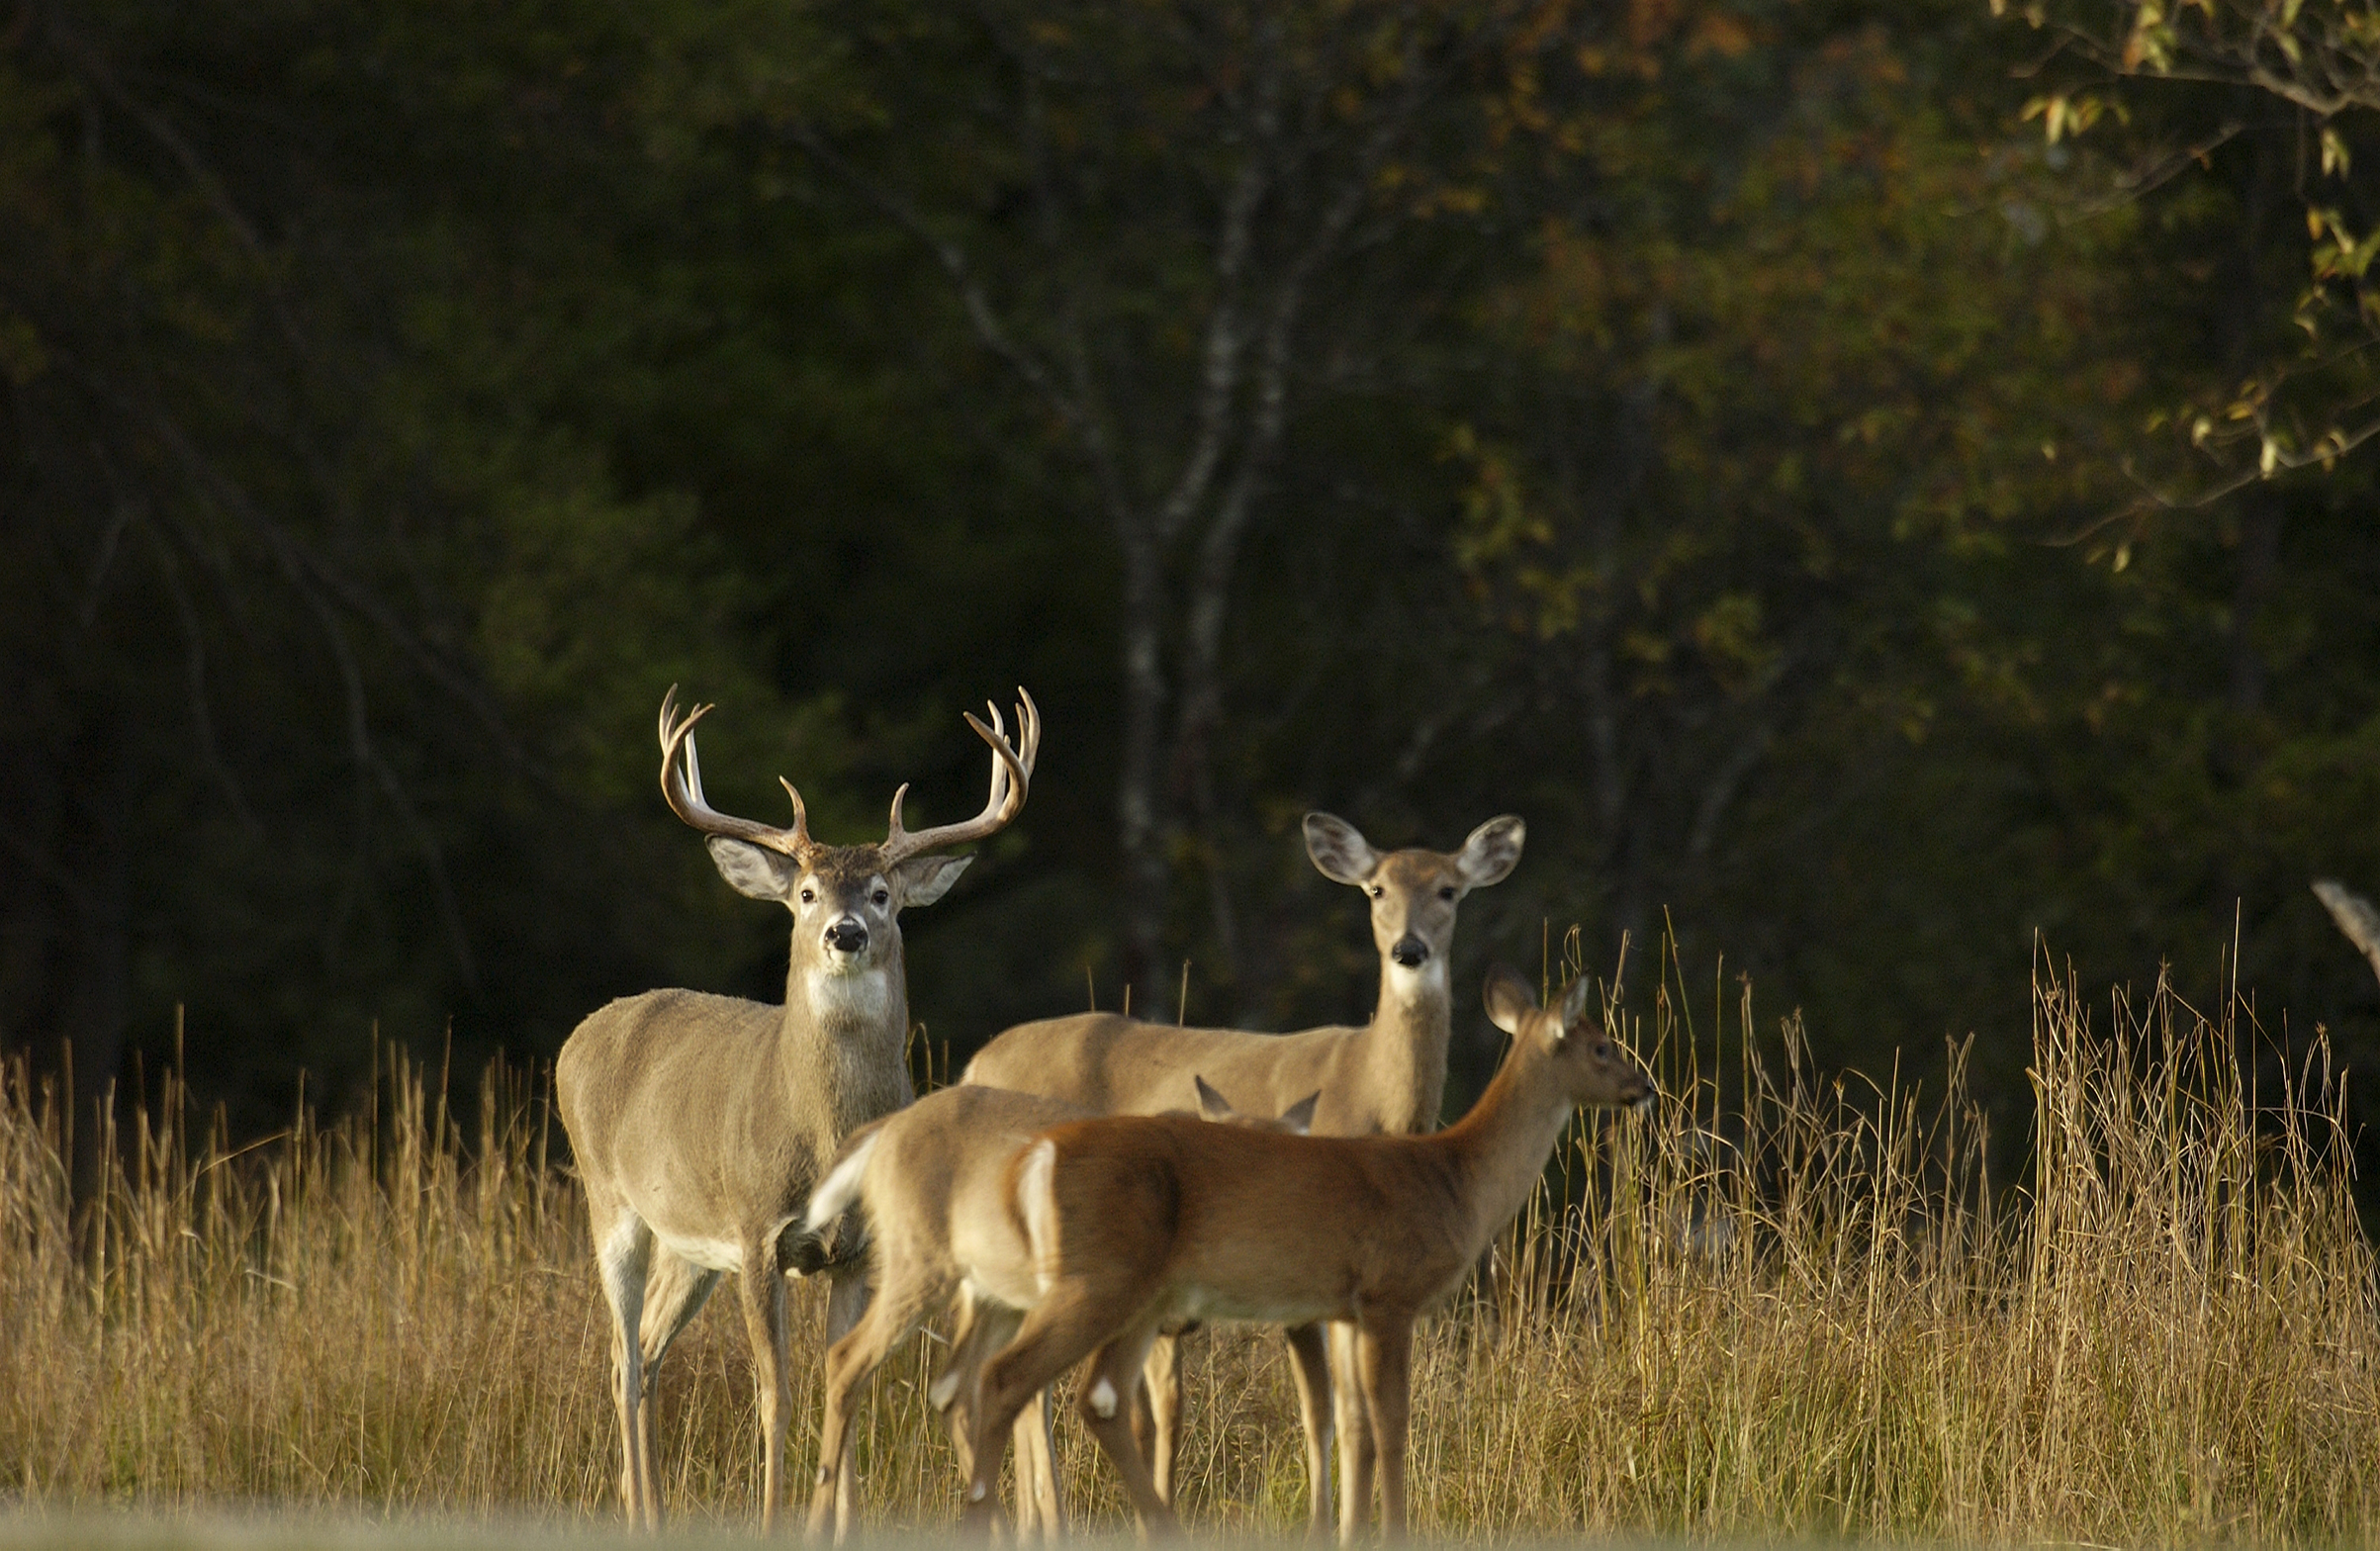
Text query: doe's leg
1141 1329 1186 1505
967 1281 1149 1535
1354 1318 1415 1541
807 1269 932 1541
1284 1323 1335 1537
822 1264 874 1532
1074 1323 1180 1536
1329 1321 1376 1544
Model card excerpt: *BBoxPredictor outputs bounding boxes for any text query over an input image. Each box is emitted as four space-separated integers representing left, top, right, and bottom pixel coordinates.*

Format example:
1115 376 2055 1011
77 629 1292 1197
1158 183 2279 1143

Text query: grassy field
1 951 2373 1543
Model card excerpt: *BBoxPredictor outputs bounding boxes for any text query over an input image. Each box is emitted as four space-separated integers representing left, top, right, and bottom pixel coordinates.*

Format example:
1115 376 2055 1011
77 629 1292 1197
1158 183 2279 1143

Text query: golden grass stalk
0 955 2372 1542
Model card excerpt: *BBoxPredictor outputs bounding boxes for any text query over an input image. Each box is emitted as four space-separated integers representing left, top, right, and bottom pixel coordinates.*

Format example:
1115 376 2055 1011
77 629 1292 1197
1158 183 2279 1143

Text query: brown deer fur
961 964 1651 1542
961 810 1521 1531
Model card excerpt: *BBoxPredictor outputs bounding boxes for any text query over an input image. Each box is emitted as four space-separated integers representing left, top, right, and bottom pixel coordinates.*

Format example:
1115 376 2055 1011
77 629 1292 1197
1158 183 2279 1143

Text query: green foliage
3 0 2378 1186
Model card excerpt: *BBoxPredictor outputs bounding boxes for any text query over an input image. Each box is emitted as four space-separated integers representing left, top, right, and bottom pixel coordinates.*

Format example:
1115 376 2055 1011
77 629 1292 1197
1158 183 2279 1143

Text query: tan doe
961 964 1652 1541
799 1077 1318 1542
961 810 1522 1532
556 685 1037 1530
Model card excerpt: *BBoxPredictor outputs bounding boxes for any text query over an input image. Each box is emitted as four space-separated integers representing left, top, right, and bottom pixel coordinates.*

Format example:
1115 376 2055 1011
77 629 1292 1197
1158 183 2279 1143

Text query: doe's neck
1357 954 1453 1133
1432 1039 1580 1258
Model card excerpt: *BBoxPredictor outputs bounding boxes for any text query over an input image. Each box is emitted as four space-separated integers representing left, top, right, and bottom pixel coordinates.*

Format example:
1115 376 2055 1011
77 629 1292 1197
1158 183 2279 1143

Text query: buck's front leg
736 1249 792 1530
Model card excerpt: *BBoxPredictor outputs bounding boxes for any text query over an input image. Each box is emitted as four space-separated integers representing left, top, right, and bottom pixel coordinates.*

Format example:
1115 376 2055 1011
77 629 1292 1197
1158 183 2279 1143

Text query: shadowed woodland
6 0 2380 1179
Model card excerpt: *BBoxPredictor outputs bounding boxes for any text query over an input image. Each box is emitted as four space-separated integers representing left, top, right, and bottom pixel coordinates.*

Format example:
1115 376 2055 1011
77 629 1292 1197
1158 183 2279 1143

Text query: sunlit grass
0 951 2372 1542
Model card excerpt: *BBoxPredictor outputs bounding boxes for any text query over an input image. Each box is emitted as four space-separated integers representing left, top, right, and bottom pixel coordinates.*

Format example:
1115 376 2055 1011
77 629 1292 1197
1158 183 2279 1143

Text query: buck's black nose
826 918 869 954
1390 935 1428 967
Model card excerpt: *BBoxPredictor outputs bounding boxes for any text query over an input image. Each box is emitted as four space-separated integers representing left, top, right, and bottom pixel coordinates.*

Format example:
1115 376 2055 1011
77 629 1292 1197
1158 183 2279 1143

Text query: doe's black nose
1390 935 1428 967
826 918 870 954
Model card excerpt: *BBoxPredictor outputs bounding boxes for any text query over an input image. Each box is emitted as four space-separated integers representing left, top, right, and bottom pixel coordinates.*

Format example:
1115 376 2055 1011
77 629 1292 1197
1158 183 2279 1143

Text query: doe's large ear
1278 1091 1321 1136
1454 815 1525 891
709 837 798 902
1193 1074 1236 1122
1483 963 1539 1037
893 853 972 909
1305 811 1381 885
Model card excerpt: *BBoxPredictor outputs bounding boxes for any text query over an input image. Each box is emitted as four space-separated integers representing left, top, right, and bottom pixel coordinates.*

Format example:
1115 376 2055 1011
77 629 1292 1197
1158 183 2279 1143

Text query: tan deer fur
556 686 1036 1531
960 810 1522 1532
799 1077 1317 1541
961 965 1652 1541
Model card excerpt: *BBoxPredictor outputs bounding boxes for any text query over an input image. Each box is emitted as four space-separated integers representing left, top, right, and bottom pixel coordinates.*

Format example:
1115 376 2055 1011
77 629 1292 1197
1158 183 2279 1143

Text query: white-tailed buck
961 964 1652 1540
800 1076 1318 1541
556 684 1038 1530
961 810 1522 1533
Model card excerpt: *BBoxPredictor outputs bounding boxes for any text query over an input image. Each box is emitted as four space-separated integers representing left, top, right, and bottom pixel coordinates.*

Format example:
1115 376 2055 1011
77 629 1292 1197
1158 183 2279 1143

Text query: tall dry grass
0 955 2374 1542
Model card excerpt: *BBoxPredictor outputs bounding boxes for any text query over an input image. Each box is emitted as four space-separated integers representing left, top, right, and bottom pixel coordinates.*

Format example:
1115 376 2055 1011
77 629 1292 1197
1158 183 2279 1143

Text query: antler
879 687 1040 866
657 685 815 859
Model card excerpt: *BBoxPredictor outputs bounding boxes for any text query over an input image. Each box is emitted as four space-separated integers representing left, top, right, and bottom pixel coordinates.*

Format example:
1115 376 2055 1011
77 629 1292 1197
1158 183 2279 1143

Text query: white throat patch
806 966 892 1027
1383 955 1450 1005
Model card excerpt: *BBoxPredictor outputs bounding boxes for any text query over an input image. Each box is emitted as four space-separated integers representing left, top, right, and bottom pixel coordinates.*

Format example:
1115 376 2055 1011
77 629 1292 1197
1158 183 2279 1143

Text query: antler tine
879 685 1040 865
655 686 811 858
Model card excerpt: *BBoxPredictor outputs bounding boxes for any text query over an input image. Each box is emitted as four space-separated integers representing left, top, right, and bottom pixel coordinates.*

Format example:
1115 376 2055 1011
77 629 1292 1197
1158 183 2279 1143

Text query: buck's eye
798 887 815 904
872 888 889 906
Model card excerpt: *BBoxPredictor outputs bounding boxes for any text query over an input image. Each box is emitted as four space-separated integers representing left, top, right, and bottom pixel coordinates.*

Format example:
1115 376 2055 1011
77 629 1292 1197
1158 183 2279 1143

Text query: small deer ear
1193 1075 1235 1122
893 853 972 909
1483 964 1538 1036
708 837 798 901
1279 1091 1321 1136
1305 812 1381 885
1558 972 1597 1037
1454 815 1525 890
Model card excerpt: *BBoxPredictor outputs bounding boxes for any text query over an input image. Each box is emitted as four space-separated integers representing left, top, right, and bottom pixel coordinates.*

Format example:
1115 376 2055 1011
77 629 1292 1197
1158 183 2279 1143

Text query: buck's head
1303 811 1525 986
655 686 1039 978
1483 963 1654 1111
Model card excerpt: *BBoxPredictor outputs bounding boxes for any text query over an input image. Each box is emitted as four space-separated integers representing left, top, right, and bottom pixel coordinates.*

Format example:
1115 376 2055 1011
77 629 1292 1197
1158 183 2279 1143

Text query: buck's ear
1483 963 1538 1036
1193 1075 1236 1122
709 837 798 901
1557 972 1597 1038
1454 815 1525 891
892 853 972 909
1279 1091 1321 1136
1305 811 1381 885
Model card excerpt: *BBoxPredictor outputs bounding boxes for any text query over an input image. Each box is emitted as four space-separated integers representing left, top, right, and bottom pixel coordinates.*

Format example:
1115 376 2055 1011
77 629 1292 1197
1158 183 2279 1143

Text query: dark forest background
5 0 2379 1169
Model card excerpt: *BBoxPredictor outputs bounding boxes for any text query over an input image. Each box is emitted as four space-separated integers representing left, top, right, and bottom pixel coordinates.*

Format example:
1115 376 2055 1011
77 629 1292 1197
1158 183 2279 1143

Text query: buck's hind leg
629 1251 719 1528
590 1203 657 1530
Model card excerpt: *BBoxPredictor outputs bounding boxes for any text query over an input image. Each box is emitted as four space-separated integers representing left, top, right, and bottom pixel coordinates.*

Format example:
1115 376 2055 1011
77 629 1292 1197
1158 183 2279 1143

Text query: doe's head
1482 964 1654 1111
1304 811 1525 977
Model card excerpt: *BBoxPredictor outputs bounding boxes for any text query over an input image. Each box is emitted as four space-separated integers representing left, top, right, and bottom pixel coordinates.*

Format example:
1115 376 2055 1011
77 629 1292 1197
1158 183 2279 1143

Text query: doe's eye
1369 884 1385 899
1437 885 1456 900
